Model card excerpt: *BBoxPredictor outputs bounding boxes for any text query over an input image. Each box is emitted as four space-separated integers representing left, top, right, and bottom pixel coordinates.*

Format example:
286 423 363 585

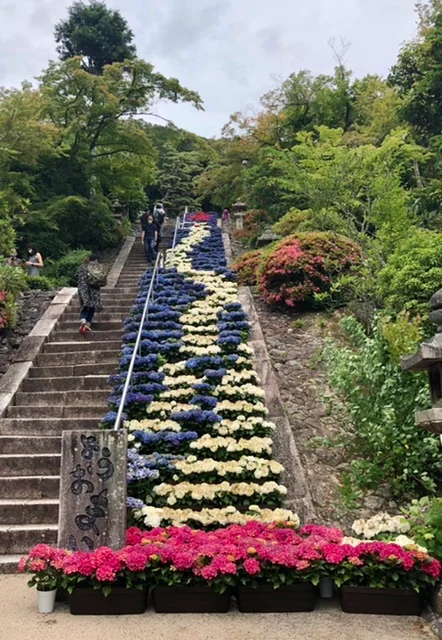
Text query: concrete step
68 304 132 314
57 321 123 332
35 350 119 367
0 435 61 454
14 390 109 406
43 340 121 353
50 330 122 343
0 419 100 436
0 500 59 525
22 375 110 393
6 406 104 419
100 294 138 302
63 312 126 322
0 454 61 477
0 476 59 499
29 363 117 378
0 524 58 554
0 555 22 575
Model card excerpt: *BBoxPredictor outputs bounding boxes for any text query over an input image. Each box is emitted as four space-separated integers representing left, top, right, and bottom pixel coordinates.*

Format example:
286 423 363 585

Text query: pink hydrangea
243 558 261 575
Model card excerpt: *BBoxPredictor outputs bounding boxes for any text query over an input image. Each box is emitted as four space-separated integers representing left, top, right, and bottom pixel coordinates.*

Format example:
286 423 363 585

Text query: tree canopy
54 1 136 75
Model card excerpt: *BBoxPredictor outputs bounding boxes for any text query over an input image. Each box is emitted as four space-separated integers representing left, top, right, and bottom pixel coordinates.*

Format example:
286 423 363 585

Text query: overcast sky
0 0 419 138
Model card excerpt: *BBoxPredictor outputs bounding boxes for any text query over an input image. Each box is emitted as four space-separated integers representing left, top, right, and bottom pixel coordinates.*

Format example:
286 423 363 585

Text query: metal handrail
113 250 164 431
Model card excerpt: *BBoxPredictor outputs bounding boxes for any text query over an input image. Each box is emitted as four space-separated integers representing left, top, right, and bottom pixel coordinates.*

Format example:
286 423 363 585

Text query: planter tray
237 583 316 613
69 587 147 615
340 586 423 616
153 586 231 613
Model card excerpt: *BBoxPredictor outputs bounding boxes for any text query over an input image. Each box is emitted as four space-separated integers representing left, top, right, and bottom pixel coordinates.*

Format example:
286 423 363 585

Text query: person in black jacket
140 210 158 264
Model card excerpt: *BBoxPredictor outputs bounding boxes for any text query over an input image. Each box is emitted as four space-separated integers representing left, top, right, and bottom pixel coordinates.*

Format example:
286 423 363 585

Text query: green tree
157 144 204 215
54 0 136 75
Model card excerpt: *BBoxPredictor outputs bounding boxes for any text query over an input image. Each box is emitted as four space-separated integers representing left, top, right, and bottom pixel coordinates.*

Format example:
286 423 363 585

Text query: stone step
57 321 123 332
29 362 117 379
43 340 121 353
68 304 132 314
0 435 61 454
99 294 138 302
0 500 59 525
0 476 59 499
0 524 58 555
49 330 122 343
63 312 126 322
35 350 119 367
6 406 104 419
14 390 109 406
0 454 61 477
0 419 100 436
0 555 22 575
22 376 110 393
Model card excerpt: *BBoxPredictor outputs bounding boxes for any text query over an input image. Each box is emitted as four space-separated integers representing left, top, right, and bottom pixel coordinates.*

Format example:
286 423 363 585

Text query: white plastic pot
319 577 334 599
38 589 57 613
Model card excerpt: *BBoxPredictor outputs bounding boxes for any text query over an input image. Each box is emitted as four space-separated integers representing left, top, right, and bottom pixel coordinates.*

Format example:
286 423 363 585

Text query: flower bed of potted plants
101 218 299 531
19 544 150 615
19 522 441 616
323 538 441 615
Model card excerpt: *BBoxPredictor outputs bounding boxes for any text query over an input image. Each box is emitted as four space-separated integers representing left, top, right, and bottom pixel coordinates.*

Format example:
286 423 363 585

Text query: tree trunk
413 160 424 188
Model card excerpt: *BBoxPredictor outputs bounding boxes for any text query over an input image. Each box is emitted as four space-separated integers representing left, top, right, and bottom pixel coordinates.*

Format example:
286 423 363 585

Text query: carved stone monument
401 288 442 434
58 430 127 551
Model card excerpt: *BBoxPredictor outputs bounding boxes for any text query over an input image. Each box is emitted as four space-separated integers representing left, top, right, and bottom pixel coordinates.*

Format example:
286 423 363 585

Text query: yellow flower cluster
153 480 287 504
137 505 300 529
190 434 273 455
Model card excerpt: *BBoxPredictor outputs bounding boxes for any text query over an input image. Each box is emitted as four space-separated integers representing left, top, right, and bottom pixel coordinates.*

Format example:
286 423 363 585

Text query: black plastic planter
340 586 423 615
153 586 232 613
69 587 147 615
237 583 316 612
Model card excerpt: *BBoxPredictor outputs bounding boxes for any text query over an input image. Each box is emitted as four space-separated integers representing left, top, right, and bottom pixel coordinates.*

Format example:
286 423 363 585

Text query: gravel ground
0 576 436 640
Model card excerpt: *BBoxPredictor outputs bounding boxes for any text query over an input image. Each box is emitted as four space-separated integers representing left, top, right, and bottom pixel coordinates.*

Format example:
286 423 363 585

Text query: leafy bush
257 232 361 309
273 208 355 237
0 264 28 298
402 496 442 560
323 314 441 501
0 264 29 329
273 209 311 236
44 249 91 286
244 209 270 227
231 209 270 247
26 275 57 291
377 229 442 320
232 250 264 285
23 196 119 259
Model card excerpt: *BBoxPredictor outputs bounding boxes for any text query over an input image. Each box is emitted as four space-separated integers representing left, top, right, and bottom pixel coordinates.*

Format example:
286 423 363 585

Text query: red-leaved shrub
232 250 264 285
258 232 361 308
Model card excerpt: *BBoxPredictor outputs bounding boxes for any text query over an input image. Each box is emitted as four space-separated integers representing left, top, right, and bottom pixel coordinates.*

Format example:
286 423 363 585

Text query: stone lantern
112 199 126 223
401 288 442 435
256 227 281 248
232 201 247 231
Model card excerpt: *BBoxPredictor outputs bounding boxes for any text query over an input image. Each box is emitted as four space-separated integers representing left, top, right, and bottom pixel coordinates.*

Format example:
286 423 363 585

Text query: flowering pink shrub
232 250 264 285
257 232 361 309
20 523 442 594
187 212 212 222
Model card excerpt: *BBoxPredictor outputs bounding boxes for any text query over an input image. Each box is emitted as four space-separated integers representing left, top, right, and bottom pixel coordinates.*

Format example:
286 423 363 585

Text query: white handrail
113 250 163 431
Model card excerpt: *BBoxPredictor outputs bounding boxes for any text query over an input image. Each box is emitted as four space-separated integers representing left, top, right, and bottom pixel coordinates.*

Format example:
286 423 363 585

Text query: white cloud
0 0 419 136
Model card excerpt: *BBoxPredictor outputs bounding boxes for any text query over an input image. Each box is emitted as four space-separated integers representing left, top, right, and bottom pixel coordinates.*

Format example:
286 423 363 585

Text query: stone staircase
0 231 171 573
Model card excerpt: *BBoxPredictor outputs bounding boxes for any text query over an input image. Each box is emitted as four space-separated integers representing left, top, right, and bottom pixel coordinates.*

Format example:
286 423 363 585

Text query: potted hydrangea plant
323 540 442 615
19 545 66 613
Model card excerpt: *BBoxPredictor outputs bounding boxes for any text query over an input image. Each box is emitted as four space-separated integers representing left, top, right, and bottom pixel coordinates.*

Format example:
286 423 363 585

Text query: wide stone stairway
0 230 171 573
